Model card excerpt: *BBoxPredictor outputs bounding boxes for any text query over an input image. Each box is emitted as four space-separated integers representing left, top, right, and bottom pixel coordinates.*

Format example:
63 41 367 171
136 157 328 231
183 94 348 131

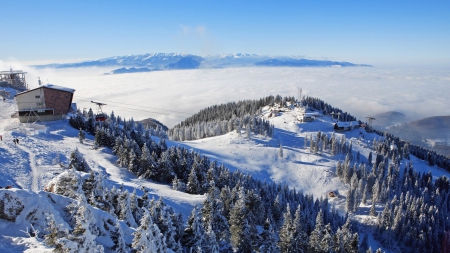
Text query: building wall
43 88 73 115
15 88 46 111
18 114 64 123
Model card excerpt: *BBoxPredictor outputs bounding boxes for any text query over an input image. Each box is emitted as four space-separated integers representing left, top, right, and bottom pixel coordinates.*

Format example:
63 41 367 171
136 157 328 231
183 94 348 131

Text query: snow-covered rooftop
15 84 75 96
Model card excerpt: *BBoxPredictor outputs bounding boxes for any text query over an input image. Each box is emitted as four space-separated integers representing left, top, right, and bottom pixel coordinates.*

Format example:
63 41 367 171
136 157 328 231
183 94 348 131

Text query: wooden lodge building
14 84 75 123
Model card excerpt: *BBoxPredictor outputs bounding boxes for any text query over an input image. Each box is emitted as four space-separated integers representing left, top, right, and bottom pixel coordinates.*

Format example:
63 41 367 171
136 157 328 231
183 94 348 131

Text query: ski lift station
0 68 28 90
14 84 75 123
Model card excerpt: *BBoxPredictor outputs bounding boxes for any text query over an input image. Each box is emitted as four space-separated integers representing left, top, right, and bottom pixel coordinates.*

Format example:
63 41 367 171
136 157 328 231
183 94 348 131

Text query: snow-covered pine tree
201 191 231 249
129 188 142 226
259 218 280 253
181 206 205 251
132 208 157 252
203 222 220 253
78 128 85 144
118 190 138 228
152 198 180 252
291 204 309 253
229 189 252 252
187 163 201 194
370 201 376 216
308 209 325 253
346 188 355 213
362 184 368 205
278 203 293 252
278 143 284 158
44 213 68 252
66 196 104 253
68 148 91 172
110 220 129 253
52 170 84 198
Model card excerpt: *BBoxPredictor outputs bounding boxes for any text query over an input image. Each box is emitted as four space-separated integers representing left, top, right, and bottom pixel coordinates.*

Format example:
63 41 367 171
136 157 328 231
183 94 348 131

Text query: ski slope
1 87 449 252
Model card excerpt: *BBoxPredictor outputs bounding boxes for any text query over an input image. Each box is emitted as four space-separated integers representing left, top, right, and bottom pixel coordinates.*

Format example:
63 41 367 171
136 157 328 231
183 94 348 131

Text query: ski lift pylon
91 101 107 122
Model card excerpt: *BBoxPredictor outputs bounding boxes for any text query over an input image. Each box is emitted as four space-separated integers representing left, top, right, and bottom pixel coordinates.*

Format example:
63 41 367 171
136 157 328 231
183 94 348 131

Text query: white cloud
179 24 206 37
8 66 450 128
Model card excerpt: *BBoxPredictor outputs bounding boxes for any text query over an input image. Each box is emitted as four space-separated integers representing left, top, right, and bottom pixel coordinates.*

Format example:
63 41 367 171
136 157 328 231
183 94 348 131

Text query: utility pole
366 116 376 127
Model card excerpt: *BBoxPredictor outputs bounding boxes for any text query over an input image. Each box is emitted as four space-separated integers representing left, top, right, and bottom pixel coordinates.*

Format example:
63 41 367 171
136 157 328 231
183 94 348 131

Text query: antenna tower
298 87 302 103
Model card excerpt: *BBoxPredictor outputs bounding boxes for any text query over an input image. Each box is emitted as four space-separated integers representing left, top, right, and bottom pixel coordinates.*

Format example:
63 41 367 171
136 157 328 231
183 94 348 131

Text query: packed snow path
14 142 39 191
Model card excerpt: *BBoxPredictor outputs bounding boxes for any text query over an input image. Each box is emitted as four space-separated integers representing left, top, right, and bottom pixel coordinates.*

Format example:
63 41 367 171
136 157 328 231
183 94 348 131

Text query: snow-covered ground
1 85 449 252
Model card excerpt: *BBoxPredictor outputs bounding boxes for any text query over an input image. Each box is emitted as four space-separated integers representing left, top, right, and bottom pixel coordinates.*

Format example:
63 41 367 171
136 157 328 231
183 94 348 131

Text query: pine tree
203 223 220 253
370 201 377 216
129 189 142 225
278 143 284 158
362 184 368 205
78 128 85 144
278 204 293 252
187 163 201 194
44 214 68 252
346 188 355 213
292 204 309 253
259 218 280 253
321 223 334 252
201 191 230 248
68 148 91 172
110 220 128 253
118 190 138 228
66 196 104 253
309 209 325 253
132 208 156 252
54 170 84 198
229 189 252 252
182 206 205 251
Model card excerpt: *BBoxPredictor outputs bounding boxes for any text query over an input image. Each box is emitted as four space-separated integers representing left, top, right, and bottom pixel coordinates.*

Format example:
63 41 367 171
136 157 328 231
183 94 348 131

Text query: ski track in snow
14 144 39 191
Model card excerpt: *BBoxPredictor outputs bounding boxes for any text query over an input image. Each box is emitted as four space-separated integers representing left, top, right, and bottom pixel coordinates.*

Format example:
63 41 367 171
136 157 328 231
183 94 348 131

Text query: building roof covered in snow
15 84 75 96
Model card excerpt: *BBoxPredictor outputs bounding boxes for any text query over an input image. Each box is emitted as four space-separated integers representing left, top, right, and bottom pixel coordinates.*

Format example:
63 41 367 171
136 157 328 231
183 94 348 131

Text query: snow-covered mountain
34 53 372 72
35 53 204 69
1 87 449 252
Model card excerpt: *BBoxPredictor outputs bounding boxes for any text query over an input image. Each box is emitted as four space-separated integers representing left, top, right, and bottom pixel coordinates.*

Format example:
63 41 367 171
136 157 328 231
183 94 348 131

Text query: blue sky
2 0 449 66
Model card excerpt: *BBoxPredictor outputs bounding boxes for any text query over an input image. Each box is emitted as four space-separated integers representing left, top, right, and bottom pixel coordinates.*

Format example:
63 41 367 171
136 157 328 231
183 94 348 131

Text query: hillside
1 90 450 252
386 116 450 157
371 111 408 129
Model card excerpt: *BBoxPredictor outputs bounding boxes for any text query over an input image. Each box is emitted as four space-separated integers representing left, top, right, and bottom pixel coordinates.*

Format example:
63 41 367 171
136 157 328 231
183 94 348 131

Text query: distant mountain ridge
372 111 408 129
387 115 450 157
254 58 371 67
34 53 372 73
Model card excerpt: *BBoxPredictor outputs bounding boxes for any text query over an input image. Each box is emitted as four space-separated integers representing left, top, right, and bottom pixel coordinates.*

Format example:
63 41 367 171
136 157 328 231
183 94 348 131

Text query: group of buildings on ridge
296 107 360 132
0 69 76 123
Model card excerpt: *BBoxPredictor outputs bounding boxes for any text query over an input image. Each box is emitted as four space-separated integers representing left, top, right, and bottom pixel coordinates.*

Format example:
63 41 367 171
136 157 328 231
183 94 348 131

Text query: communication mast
298 87 302 103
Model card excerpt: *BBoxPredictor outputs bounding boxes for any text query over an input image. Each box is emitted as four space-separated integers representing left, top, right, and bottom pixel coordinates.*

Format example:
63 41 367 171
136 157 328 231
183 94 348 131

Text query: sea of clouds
2 61 449 128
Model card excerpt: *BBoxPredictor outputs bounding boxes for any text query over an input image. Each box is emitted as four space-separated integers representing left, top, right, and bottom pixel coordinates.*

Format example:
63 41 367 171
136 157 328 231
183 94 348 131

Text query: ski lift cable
74 95 193 115
107 104 189 118
72 97 189 118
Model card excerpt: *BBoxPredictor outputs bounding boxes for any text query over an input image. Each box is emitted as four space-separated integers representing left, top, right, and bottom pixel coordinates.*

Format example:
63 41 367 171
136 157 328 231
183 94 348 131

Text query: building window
35 95 41 98
36 102 43 106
